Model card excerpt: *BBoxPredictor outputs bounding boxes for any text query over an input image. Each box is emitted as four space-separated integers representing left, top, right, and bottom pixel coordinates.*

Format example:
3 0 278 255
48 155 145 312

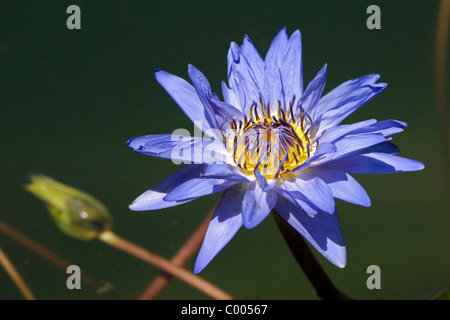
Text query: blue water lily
127 27 424 274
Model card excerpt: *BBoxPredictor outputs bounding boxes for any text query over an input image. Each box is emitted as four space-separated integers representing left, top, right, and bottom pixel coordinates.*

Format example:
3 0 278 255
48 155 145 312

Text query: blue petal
227 42 262 114
254 167 278 191
154 69 217 133
275 187 319 217
265 27 288 67
210 96 245 126
193 184 246 274
325 152 425 174
164 178 238 201
321 119 407 143
242 181 277 229
319 119 378 143
294 142 337 172
348 119 407 137
201 163 251 183
280 30 303 104
314 74 387 133
126 134 231 165
188 64 244 128
275 196 346 268
281 172 335 214
300 63 327 115
306 167 371 207
263 55 284 114
331 133 389 159
358 141 400 154
240 35 265 88
129 165 204 211
221 80 239 107
314 133 388 165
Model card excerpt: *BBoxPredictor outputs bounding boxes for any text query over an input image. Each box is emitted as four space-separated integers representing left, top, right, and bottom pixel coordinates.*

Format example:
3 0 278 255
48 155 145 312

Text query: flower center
225 103 318 178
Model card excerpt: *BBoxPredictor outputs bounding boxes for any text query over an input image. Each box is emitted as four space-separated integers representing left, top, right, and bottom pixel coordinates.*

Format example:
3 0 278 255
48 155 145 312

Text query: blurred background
0 0 448 299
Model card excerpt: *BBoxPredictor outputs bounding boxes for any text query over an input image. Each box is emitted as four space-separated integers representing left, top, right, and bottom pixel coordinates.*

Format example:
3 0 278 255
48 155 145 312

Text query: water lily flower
127 27 424 274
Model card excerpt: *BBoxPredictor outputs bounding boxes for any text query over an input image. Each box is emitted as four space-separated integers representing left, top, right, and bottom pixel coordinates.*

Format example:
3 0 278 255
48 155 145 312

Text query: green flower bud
25 174 113 241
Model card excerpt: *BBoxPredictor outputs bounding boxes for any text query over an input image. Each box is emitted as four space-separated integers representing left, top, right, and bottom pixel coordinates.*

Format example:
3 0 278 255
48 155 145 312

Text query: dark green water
0 0 448 299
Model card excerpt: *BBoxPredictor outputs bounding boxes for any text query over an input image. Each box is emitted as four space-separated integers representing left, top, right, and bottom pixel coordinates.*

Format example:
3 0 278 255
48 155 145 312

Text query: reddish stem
139 209 214 300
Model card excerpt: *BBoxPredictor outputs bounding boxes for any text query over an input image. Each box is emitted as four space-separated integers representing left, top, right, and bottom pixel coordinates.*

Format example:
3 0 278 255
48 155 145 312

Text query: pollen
224 102 318 178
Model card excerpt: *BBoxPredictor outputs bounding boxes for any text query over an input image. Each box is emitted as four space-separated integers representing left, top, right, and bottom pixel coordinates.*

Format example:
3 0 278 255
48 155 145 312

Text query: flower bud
25 174 113 241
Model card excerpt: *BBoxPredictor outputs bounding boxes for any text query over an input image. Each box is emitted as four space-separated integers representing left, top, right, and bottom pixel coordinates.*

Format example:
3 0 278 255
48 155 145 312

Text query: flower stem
0 247 35 300
98 230 232 300
272 210 351 300
0 220 69 270
0 220 102 294
435 0 450 195
138 209 214 300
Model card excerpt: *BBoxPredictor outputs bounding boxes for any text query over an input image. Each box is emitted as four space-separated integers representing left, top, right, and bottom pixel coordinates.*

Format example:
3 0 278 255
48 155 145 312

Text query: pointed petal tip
192 265 203 274
125 137 143 151
356 198 372 208
365 73 387 89
324 202 336 215
153 68 163 76
397 120 408 128
269 27 288 46
334 257 347 268
362 74 386 90
376 82 388 91
193 259 209 274
229 42 241 60
318 62 328 78
153 68 167 82
327 244 347 268
187 63 196 72
242 219 258 230
414 161 425 171
362 198 372 207
371 73 381 81
394 157 425 172
128 195 154 211
290 29 302 39
128 201 141 211
370 74 387 89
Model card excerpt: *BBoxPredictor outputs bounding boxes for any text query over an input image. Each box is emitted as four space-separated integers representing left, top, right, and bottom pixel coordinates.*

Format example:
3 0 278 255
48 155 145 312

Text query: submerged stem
272 210 350 300
0 247 35 300
99 230 232 300
139 209 214 300
0 220 101 293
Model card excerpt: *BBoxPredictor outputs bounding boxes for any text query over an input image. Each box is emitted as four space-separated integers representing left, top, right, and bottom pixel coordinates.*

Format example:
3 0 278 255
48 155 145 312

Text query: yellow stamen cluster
224 102 318 178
